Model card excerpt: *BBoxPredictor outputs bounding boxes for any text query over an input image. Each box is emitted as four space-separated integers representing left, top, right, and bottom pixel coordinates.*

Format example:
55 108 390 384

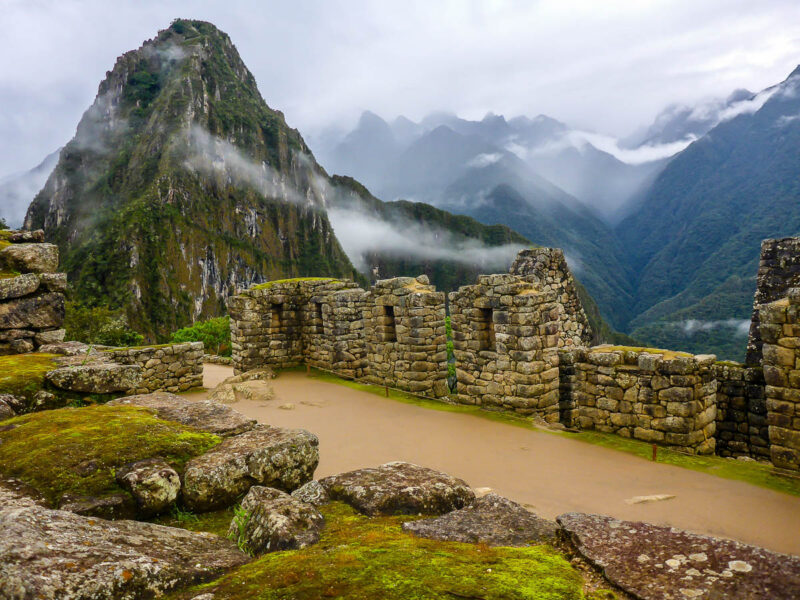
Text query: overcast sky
2 0 799 176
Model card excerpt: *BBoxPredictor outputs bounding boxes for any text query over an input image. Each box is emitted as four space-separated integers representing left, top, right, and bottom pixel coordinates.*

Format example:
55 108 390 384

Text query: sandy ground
192 364 800 556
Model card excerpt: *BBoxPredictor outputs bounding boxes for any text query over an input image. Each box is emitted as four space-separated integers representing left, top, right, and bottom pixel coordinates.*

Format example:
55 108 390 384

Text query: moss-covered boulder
0 404 220 515
172 502 589 600
0 352 59 406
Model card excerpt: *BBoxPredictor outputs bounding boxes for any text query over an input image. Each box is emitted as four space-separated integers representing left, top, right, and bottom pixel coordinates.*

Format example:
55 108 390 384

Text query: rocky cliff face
25 20 358 339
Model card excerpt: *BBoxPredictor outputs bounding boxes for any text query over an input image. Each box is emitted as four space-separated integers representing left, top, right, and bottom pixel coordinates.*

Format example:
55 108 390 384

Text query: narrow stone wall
712 363 768 459
746 237 800 365
760 289 800 470
449 274 561 420
107 342 204 394
363 276 448 397
509 247 593 347
564 347 717 455
0 229 66 354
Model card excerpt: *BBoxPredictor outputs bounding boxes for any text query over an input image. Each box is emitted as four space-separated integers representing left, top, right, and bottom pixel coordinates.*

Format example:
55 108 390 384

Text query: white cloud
679 318 750 337
467 152 503 168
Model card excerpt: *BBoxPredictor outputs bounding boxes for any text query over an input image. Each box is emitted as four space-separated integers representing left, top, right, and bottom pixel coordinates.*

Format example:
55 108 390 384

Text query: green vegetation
64 300 144 346
154 506 234 537
297 367 800 497
176 502 588 600
0 216 8 229
228 504 254 555
171 316 231 356
0 353 59 401
0 405 220 506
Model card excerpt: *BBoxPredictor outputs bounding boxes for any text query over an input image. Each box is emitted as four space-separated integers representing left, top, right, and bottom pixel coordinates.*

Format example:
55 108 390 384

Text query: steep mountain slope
617 66 800 359
0 149 61 228
25 20 362 338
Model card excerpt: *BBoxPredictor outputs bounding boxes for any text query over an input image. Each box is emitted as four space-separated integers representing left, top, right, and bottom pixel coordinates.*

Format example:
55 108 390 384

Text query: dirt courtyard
190 364 800 556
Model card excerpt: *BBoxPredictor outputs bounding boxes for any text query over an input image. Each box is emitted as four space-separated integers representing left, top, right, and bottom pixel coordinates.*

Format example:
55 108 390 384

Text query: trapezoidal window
476 308 495 351
271 303 283 329
314 302 324 334
380 305 397 342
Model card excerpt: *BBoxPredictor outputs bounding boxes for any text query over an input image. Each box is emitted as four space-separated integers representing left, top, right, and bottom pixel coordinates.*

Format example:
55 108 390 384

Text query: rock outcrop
46 362 142 394
402 493 557 546
291 480 330 507
230 486 324 555
108 392 256 437
182 425 319 511
320 461 475 516
0 489 249 599
558 512 800 600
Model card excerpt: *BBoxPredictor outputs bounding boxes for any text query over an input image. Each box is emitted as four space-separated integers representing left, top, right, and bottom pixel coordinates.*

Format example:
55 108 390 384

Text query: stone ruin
230 241 800 471
0 229 66 353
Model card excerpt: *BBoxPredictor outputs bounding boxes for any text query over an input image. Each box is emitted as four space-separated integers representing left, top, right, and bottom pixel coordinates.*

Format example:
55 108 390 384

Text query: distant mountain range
0 149 61 228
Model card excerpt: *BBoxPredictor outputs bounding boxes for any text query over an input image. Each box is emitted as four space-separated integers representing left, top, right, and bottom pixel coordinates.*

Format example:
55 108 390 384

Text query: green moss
251 277 340 291
0 405 220 506
175 502 586 600
715 360 744 368
296 367 800 498
0 269 21 280
590 345 692 358
0 353 59 400
101 342 175 352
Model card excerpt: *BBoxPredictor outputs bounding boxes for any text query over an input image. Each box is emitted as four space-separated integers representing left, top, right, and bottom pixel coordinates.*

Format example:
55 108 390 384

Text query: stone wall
0 229 66 354
509 248 593 348
712 363 769 459
107 342 204 394
760 289 800 470
560 347 717 455
363 276 448 398
746 237 800 365
449 274 561 420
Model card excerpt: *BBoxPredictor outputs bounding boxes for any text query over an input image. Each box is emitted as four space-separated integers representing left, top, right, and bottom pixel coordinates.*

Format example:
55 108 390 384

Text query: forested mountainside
26 19 607 341
617 66 800 359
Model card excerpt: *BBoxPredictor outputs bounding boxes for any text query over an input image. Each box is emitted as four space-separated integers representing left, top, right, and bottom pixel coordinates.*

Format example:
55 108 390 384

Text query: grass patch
174 502 589 600
0 404 220 506
0 353 59 400
251 277 339 291
153 506 235 537
0 269 21 280
296 367 800 498
590 345 692 359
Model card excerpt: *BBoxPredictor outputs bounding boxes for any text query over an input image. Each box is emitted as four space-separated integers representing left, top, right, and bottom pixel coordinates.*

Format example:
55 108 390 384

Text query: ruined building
229 242 800 471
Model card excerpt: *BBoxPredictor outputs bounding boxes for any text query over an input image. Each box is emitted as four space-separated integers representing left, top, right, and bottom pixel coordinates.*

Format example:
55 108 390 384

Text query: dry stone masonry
0 229 66 354
449 274 561 419
106 341 204 394
559 347 717 454
229 242 800 470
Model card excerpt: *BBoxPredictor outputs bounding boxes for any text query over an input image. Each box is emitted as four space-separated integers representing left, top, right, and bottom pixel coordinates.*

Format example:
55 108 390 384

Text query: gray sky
2 0 800 176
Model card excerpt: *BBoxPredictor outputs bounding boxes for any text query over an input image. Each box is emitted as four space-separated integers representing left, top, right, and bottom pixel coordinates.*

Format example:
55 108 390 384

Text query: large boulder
402 493 557 546
557 513 800 600
7 230 45 243
0 243 59 273
0 394 22 421
0 477 47 510
182 425 319 511
115 458 180 517
58 492 136 520
0 273 40 300
0 292 64 329
108 392 256 437
319 462 475 516
229 486 324 555
0 496 249 599
46 363 141 393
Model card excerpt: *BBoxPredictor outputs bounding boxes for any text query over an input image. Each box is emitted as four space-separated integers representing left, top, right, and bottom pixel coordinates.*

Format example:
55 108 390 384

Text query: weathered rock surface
558 512 800 600
320 461 475 516
58 492 136 520
46 363 141 393
34 328 66 345
108 392 256 437
0 394 20 420
210 376 275 404
115 458 180 516
7 229 45 243
0 501 249 599
0 242 59 273
0 273 39 300
230 486 324 555
38 272 68 292
402 493 557 546
291 480 330 506
182 425 319 511
0 292 64 329
0 477 47 509
38 340 95 355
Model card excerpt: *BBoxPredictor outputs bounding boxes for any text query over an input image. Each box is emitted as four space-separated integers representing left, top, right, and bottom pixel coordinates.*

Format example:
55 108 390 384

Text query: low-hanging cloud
327 204 523 273
679 318 750 337
467 152 503 168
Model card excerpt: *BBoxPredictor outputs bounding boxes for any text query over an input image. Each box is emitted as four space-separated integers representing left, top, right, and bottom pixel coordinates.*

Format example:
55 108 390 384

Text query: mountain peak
788 64 800 80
